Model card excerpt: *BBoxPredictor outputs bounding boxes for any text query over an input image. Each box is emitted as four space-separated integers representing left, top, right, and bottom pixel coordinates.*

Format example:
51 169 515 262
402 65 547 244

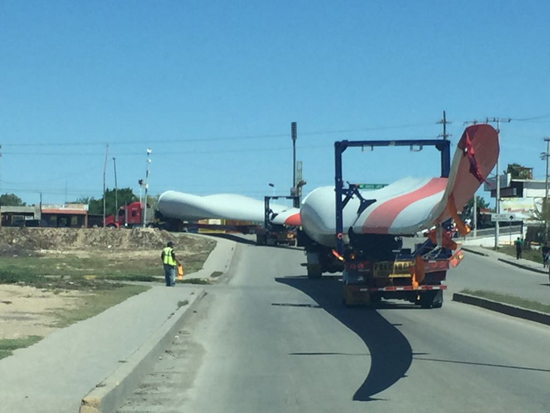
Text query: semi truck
299 125 499 308
255 196 298 246
104 202 183 231
104 202 154 228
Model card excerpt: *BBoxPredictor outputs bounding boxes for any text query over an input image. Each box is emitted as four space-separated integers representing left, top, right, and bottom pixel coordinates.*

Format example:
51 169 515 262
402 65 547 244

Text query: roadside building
40 204 89 228
0 205 41 227
484 173 544 223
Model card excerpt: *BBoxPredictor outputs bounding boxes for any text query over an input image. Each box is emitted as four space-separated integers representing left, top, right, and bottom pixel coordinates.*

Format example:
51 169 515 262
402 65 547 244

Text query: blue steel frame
334 139 451 255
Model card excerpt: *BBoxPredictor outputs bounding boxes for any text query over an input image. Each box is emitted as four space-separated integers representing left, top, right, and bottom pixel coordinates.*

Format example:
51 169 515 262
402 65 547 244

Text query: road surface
118 241 550 413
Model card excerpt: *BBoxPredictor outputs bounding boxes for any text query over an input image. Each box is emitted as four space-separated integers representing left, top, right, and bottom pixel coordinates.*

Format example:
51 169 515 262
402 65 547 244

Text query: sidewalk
460 244 548 275
0 235 237 413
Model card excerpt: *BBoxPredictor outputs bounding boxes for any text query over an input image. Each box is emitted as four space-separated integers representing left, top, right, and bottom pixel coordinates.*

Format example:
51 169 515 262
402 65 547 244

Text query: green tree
73 197 91 204
463 196 490 212
77 188 138 216
0 193 26 206
505 163 532 180
146 194 160 211
461 196 490 219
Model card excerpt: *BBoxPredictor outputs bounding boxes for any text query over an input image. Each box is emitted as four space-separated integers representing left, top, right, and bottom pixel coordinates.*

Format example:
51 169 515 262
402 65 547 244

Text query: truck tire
431 290 444 308
256 233 266 245
419 291 443 309
307 266 322 279
369 293 381 304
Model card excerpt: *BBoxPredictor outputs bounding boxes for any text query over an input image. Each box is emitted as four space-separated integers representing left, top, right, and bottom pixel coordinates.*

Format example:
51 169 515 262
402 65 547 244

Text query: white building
484 174 545 221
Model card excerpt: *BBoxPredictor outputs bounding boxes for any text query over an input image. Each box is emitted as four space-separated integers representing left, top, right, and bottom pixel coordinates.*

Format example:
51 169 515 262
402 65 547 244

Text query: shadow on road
276 275 413 402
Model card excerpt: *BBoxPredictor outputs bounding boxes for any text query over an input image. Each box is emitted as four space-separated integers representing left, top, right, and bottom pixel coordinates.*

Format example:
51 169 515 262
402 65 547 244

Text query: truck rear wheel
369 293 381 304
418 290 443 309
307 266 322 279
431 290 444 308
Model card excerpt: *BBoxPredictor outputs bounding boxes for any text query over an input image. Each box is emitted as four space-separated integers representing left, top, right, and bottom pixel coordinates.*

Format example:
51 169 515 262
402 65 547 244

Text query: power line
515 113 550 122
2 133 440 157
0 121 437 148
3 111 550 149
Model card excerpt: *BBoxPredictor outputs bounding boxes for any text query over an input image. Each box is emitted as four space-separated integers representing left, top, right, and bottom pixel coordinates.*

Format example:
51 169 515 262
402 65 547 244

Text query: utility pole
541 137 550 241
143 148 152 228
437 110 452 140
464 117 511 248
113 157 118 223
291 122 300 208
487 117 511 249
103 144 109 227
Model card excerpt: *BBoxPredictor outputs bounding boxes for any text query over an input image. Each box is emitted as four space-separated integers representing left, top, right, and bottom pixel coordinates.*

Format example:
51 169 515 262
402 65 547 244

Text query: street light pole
268 183 274 196
103 144 109 227
143 148 152 228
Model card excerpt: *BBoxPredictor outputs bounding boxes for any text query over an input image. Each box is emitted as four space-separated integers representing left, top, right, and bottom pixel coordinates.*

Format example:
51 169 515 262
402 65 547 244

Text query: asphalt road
118 241 550 413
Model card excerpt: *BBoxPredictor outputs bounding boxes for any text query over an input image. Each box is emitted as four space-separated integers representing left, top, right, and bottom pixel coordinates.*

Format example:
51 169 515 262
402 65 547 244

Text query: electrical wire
1 121 437 148
514 113 550 122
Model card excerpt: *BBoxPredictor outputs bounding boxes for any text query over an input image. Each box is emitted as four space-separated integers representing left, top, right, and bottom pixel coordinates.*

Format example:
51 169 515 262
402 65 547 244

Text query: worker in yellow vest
161 241 181 287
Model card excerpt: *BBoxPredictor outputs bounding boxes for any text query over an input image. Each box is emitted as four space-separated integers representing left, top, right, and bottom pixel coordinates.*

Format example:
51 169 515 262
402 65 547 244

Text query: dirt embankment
0 228 215 344
0 227 210 257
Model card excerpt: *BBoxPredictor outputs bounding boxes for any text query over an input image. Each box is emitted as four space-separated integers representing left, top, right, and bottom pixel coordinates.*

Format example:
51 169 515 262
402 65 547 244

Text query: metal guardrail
463 225 522 239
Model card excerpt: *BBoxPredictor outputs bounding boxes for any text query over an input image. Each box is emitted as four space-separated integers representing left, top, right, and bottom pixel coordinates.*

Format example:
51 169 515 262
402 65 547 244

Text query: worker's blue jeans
163 264 176 287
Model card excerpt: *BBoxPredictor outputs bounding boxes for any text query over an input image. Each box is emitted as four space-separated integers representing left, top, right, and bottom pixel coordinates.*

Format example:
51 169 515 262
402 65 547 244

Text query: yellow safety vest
162 247 176 266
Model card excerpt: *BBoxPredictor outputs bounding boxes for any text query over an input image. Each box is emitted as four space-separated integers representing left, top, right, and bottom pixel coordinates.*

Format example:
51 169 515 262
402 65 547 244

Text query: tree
74 197 91 204
146 194 160 211
505 163 532 180
461 196 494 229
462 196 490 215
0 193 26 206
75 188 138 216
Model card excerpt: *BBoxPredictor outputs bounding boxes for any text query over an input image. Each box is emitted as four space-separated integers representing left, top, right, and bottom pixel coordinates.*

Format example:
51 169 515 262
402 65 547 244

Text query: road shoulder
453 292 550 326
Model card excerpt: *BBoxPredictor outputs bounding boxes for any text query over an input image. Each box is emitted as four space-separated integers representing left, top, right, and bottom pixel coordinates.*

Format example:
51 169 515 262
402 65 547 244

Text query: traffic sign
491 213 517 222
357 183 388 190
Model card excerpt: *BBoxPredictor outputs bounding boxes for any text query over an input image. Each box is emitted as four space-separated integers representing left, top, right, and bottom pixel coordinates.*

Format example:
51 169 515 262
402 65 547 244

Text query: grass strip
0 253 208 283
49 284 149 328
491 246 545 265
462 289 550 314
0 336 42 360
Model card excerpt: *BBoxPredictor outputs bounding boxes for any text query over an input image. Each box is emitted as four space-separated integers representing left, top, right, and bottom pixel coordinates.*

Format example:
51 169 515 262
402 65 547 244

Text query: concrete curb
461 247 489 257
497 258 548 275
79 289 206 413
453 293 550 326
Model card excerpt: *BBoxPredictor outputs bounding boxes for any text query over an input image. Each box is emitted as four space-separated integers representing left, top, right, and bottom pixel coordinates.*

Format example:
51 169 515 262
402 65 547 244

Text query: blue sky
1 0 549 206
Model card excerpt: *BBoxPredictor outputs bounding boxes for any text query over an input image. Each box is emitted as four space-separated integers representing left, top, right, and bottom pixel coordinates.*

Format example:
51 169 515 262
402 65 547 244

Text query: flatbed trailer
302 136 463 308
256 195 298 246
341 242 462 308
